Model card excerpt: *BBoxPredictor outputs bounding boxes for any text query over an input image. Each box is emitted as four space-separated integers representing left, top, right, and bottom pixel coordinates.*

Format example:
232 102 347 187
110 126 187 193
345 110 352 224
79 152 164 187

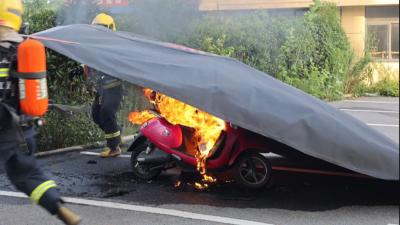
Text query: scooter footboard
137 148 171 164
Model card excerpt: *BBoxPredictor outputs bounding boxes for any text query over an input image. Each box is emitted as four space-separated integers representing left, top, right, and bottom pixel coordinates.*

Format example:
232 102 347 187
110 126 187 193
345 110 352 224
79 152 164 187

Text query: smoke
56 0 201 41
113 0 201 41
56 0 106 25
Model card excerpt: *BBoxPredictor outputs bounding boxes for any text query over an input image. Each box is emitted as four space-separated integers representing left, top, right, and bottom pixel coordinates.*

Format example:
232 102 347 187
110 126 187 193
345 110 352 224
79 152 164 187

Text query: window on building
366 6 399 60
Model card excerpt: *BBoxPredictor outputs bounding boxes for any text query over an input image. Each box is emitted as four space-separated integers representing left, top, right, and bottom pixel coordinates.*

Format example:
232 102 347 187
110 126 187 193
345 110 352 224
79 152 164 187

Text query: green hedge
37 50 104 150
370 78 399 97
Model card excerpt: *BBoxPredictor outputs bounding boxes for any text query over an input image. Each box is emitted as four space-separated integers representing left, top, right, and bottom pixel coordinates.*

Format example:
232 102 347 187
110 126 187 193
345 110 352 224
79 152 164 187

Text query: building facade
200 0 399 82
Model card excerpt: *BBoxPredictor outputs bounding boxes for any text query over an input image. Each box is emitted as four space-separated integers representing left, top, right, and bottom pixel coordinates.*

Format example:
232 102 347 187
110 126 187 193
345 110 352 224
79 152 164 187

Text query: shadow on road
95 167 399 212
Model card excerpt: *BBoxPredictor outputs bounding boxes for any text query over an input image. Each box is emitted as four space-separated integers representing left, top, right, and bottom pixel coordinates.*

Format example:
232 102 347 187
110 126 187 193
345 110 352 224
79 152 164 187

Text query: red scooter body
141 118 182 149
140 117 271 170
131 116 274 188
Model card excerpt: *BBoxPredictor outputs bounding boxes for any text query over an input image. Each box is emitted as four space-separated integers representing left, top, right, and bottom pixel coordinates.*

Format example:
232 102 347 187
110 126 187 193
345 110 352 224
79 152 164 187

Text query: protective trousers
91 85 123 150
0 104 62 215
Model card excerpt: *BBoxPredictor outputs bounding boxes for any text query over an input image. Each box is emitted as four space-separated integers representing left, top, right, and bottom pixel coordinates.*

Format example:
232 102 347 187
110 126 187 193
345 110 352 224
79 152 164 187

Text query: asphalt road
0 97 399 225
331 97 399 143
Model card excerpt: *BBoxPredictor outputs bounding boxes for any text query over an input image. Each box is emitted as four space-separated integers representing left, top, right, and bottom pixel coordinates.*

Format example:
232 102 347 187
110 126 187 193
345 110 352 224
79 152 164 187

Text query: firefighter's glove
57 205 82 225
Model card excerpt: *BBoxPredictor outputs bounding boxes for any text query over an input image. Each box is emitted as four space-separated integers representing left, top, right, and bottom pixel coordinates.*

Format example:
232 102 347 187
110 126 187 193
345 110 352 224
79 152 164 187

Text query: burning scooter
127 89 274 189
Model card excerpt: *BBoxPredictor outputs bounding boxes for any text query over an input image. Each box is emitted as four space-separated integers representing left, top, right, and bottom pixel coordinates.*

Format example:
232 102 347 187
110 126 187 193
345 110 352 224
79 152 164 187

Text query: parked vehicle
128 111 274 189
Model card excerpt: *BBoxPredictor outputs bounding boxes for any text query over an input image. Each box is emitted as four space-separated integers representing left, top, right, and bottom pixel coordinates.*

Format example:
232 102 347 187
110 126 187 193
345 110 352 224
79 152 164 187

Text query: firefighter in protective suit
88 13 123 158
0 1 80 224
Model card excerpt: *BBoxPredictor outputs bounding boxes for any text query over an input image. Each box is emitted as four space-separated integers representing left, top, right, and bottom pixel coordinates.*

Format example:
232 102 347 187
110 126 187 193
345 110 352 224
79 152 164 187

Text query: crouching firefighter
0 1 80 224
87 13 123 158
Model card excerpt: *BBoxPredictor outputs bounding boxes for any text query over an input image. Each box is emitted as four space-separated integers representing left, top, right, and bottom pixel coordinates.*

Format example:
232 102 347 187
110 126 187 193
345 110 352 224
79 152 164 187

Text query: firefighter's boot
100 146 121 158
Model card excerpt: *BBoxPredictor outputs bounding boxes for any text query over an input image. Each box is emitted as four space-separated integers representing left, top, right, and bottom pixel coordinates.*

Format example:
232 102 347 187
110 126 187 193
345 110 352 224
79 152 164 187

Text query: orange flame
174 180 182 188
143 88 156 104
202 174 217 183
128 111 156 125
130 88 225 187
194 182 209 190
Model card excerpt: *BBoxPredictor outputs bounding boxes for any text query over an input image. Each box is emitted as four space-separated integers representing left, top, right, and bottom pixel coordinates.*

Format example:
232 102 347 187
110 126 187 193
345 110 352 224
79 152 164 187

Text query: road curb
35 135 136 158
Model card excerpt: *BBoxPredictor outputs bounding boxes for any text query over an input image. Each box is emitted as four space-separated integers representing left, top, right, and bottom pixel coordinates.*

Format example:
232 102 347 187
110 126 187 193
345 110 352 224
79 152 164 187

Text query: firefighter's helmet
91 13 116 31
0 0 23 31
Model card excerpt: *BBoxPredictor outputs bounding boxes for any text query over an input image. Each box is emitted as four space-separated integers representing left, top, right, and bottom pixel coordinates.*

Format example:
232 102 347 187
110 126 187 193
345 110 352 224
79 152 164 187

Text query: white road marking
80 151 130 158
0 190 273 225
340 108 399 114
367 123 399 128
344 100 399 104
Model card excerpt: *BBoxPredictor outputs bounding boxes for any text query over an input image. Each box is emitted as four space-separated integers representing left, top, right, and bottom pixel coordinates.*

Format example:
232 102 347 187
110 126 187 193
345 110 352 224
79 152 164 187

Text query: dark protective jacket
0 27 22 134
0 37 19 112
85 66 122 95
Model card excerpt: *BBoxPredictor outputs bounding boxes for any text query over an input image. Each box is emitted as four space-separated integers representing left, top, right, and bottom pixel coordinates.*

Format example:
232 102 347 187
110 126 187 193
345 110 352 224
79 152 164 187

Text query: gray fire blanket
35 24 399 180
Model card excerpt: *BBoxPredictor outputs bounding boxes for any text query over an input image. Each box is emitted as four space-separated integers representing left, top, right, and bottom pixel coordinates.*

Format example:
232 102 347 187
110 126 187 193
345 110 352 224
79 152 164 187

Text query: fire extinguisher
16 38 48 117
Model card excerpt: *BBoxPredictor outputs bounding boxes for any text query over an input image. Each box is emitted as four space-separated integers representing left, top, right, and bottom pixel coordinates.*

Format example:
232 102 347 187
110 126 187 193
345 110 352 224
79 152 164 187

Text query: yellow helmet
91 13 116 31
0 0 23 31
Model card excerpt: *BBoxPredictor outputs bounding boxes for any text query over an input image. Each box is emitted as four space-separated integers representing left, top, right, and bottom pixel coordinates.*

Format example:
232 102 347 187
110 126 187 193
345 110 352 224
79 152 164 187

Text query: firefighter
88 13 123 158
0 1 80 224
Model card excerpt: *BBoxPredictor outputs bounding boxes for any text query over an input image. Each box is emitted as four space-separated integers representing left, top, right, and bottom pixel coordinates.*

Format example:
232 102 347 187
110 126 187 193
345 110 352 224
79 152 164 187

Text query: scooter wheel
130 144 162 180
233 152 272 189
